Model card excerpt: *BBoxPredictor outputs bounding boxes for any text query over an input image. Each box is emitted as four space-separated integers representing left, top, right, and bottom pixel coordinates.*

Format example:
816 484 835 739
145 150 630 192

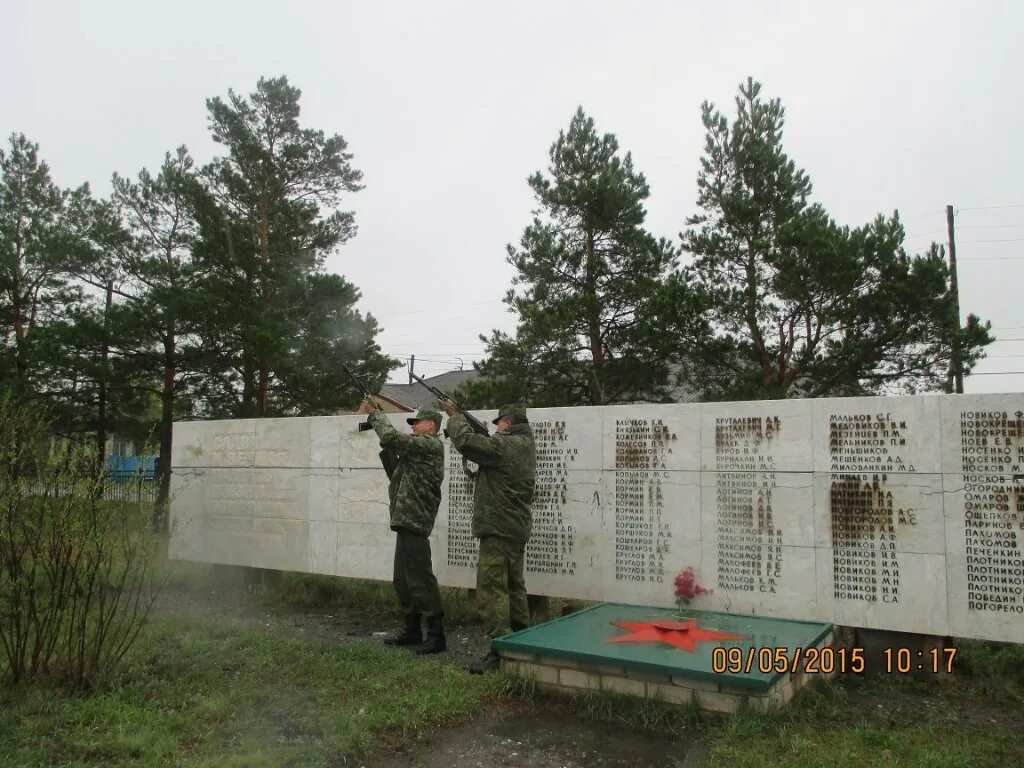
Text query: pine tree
202 76 367 416
467 108 694 407
0 134 90 399
106 147 205 526
681 78 992 399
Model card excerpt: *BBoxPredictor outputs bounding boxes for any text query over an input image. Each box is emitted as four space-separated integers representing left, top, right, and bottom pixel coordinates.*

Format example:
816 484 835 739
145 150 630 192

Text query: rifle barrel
409 371 488 435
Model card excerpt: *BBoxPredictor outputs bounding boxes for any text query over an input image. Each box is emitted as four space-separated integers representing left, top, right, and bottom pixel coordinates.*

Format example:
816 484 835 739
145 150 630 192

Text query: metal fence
22 477 159 505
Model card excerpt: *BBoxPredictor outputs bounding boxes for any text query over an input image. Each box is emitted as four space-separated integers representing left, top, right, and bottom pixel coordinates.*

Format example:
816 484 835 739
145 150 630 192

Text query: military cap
493 403 528 425
407 405 442 429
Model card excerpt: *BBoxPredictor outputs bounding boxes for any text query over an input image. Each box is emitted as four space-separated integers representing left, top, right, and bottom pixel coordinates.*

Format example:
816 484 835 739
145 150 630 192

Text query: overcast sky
3 0 1022 394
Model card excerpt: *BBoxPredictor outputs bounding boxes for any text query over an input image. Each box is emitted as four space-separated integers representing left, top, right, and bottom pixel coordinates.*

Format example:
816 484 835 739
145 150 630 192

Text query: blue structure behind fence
105 455 157 481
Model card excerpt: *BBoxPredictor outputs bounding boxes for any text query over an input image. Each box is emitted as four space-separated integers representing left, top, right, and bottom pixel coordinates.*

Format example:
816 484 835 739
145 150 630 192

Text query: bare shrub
0 397 161 689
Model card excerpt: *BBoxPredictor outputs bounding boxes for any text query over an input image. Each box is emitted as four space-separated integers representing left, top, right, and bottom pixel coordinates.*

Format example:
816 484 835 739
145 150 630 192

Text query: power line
958 204 1024 212
387 355 487 362
959 224 1024 229
385 343 490 348
904 228 946 239
958 238 1024 244
897 210 946 222
387 300 501 317
907 226 1024 240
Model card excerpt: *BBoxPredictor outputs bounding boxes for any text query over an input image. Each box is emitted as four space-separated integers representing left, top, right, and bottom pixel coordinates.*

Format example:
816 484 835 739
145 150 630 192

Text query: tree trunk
241 357 256 417
154 327 175 532
256 198 271 416
743 244 770 387
96 280 113 493
585 229 605 405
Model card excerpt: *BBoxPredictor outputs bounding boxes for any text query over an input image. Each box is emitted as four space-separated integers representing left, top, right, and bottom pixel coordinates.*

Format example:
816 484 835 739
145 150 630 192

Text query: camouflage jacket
447 414 536 544
368 411 444 537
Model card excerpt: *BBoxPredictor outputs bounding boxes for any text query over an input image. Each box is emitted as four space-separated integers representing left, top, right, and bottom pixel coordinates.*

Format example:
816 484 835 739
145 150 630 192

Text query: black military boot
510 620 529 633
383 614 422 646
416 618 446 655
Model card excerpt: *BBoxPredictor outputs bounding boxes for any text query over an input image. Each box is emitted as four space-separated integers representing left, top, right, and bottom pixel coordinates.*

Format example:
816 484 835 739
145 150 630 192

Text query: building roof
379 369 479 410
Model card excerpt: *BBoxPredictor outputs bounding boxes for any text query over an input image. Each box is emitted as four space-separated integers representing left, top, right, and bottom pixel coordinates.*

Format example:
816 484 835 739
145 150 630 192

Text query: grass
483 637 1024 768
1 612 492 767
704 717 1023 768
698 672 1024 768
6 538 1024 766
954 637 1024 699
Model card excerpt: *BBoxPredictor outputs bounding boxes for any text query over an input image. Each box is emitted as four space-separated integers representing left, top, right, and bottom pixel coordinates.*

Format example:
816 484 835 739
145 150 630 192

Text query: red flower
674 567 711 607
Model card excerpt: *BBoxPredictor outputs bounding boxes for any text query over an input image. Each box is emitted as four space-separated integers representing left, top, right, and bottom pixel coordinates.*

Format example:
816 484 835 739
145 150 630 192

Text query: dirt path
367 709 703 768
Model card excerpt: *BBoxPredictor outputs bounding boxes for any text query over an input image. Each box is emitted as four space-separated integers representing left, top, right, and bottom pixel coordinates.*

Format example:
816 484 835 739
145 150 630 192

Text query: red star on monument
606 619 746 652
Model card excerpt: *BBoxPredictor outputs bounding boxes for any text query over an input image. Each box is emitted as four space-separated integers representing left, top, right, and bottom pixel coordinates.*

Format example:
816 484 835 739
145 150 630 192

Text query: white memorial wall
169 393 1024 643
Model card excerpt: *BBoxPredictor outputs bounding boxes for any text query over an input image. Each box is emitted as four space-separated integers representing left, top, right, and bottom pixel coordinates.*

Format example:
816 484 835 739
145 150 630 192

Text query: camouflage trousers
393 530 443 623
476 536 530 637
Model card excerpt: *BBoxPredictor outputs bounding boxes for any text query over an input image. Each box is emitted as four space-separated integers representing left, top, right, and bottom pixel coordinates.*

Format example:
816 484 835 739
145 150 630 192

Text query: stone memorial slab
167 468 204 560
334 469 391 524
605 405 700 472
332 522 397 583
308 519 340 575
702 540 823 620
818 550 949 635
603 470 701 606
172 419 256 468
701 399 813 473
169 392 1024 644
525 470 605 598
538 407 606 470
813 396 942 475
310 415 381 469
811 473 946 554
438 446 478 582
698 460 816 620
254 417 313 468
939 395 1024 640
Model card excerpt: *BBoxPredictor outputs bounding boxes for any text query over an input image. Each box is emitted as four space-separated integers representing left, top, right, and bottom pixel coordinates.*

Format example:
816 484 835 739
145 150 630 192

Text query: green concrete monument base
493 603 835 713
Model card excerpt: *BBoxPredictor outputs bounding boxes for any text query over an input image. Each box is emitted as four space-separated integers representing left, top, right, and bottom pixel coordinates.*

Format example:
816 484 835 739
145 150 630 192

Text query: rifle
409 371 489 437
342 363 382 432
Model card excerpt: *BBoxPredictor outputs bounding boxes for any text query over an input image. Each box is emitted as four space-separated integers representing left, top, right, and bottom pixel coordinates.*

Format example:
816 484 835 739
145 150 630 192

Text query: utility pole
946 205 964 394
408 354 415 384
96 278 114 490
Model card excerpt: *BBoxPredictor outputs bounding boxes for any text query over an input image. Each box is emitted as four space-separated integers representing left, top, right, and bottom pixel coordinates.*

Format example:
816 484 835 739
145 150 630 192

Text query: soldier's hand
439 400 458 417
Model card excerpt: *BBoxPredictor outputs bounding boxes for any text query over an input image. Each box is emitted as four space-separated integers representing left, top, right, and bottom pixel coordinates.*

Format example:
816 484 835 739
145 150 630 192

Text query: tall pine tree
681 78 992 399
467 108 695 407
0 134 91 401
105 147 207 526
202 76 374 416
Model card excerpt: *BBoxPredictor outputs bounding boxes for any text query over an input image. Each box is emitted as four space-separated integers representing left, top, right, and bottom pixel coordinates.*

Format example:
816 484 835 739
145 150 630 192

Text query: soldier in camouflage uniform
442 402 536 673
366 406 447 654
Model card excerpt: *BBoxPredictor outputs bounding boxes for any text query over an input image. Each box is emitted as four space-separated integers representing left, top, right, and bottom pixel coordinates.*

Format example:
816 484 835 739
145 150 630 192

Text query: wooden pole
946 205 964 394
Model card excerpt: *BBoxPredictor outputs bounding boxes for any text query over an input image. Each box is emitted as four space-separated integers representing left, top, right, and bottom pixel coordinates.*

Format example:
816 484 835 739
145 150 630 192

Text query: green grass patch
955 637 1024 699
697 674 1024 768
704 717 1023 768
1 614 490 767
492 667 1024 768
